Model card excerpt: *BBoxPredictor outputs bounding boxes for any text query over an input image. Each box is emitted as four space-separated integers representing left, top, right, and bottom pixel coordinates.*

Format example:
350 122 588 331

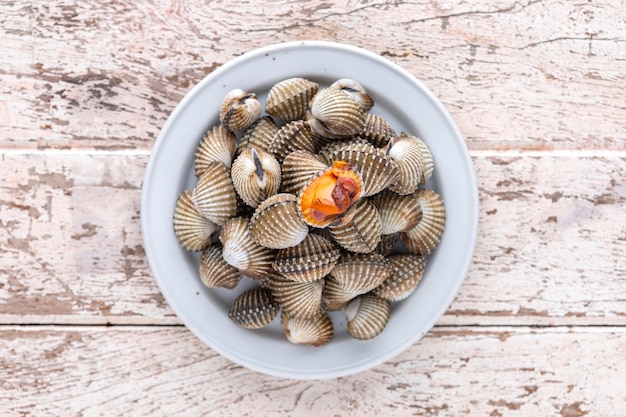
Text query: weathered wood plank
1 326 624 416
1 0 624 150
1 153 624 325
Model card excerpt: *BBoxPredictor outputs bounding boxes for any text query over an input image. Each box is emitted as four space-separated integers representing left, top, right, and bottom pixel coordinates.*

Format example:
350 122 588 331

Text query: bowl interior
141 41 478 379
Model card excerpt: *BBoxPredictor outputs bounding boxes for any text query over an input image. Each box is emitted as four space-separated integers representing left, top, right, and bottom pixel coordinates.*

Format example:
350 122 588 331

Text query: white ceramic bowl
141 41 479 380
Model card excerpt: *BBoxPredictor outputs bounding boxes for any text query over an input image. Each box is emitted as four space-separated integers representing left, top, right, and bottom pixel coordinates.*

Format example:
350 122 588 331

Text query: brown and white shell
316 138 371 165
231 147 281 208
371 190 423 235
330 78 374 112
198 245 241 290
281 150 328 195
195 125 237 176
237 116 279 155
219 217 276 283
321 141 399 197
269 275 326 319
281 312 334 347
228 287 280 329
192 162 238 226
267 120 317 161
359 113 396 148
374 254 426 302
328 199 381 253
250 193 309 249
173 190 217 252
401 132 433 184
307 88 365 139
329 253 392 296
322 275 358 311
401 189 446 256
272 234 340 283
265 77 319 122
386 134 424 195
374 232 400 256
345 293 391 340
219 89 261 132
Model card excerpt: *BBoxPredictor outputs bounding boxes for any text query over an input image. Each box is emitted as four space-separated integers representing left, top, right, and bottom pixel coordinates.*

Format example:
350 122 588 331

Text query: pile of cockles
173 77 446 346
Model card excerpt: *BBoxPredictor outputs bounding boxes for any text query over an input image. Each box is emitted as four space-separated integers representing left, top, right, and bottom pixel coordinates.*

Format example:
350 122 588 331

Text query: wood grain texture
1 154 624 324
1 326 624 417
1 0 624 151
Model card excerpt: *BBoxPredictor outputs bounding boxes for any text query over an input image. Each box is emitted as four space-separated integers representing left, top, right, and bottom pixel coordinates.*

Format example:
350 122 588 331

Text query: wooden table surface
2 1 625 415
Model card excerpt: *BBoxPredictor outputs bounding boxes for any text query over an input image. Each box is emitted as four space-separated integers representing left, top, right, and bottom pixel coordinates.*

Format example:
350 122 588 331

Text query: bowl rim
141 40 479 379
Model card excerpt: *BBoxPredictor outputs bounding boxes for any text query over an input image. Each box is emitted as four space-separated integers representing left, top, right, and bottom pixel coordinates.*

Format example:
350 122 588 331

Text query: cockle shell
281 312 334 347
219 217 276 283
173 190 217 251
220 89 261 132
322 275 358 311
265 77 319 122
316 138 371 166
229 287 280 329
298 161 363 228
374 232 400 256
231 147 281 208
198 245 241 289
330 78 374 112
400 132 433 184
307 88 365 139
329 253 392 296
346 294 391 340
359 113 395 148
269 275 326 319
386 134 424 195
281 150 328 195
250 193 309 249
371 190 423 235
192 162 238 226
321 141 400 197
374 254 426 302
268 120 317 161
401 189 446 256
195 125 237 176
237 116 279 155
272 234 340 283
328 199 381 253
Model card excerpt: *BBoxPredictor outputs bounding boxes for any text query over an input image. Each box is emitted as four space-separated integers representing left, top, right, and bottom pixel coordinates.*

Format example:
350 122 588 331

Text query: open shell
307 88 365 139
220 89 261 132
173 190 217 252
272 234 340 283
250 193 309 249
192 162 238 226
231 147 281 208
228 287 280 329
281 312 334 347
281 150 328 195
401 189 446 256
195 125 237 176
198 245 242 289
265 77 319 122
374 254 426 302
269 275 326 319
328 199 381 253
371 190 423 235
346 294 391 340
329 253 392 296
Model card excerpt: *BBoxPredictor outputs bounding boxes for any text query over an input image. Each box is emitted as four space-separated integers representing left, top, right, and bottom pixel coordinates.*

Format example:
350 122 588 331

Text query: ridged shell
231 147 281 208
281 150 328 195
173 190 217 251
219 89 261 132
386 135 424 195
229 287 280 329
401 189 446 256
269 275 326 319
361 115 394 148
250 193 309 249
330 253 392 296
268 120 317 161
345 294 391 340
322 275 358 311
401 132 434 184
281 312 334 347
374 254 426 301
198 245 241 289
237 116 279 155
265 77 319 122
219 217 276 282
192 162 238 226
374 232 400 256
371 190 423 235
194 125 237 176
308 88 365 139
317 138 371 166
330 78 374 112
322 141 400 197
272 234 340 283
329 199 381 253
